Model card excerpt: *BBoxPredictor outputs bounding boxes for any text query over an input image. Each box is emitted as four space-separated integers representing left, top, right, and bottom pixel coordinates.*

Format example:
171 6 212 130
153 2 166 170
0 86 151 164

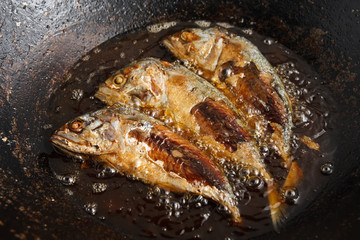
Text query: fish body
163 27 293 169
95 58 284 226
50 106 241 223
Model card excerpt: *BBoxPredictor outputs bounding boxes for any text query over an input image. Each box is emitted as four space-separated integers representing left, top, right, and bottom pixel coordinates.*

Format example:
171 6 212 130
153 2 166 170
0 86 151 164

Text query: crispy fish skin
95 58 284 226
50 106 241 223
163 27 293 167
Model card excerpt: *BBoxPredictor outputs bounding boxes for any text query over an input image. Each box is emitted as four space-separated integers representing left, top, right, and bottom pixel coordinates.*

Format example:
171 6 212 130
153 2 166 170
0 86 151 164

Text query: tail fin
217 187 243 225
268 162 304 231
282 162 304 189
228 204 243 226
267 182 287 232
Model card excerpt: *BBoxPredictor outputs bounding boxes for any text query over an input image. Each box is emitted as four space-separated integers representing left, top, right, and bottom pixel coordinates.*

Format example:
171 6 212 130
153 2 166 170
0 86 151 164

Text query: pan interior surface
0 0 359 239
46 21 337 239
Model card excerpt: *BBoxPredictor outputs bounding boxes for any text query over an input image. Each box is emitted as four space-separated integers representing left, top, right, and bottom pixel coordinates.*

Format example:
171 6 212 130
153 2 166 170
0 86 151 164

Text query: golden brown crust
191 98 249 152
299 136 320 151
217 61 286 127
129 124 227 190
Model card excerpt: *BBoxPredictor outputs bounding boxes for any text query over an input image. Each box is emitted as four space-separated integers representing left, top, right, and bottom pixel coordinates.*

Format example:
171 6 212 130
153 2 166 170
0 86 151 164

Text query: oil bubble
194 234 201 239
201 198 208 206
178 229 186 235
201 212 211 225
320 162 334 175
242 28 253 35
250 168 259 176
259 145 269 157
246 176 263 189
173 202 181 211
216 205 229 213
58 174 76 186
239 176 247 183
71 89 83 101
84 202 97 216
283 188 299 205
195 202 202 208
263 38 274 45
174 211 181 218
240 167 250 176
97 166 117 178
92 182 108 194
234 189 247 200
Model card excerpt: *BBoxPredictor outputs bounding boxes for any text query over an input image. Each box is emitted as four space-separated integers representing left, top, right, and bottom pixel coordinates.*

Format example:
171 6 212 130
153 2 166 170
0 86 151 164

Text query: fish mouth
50 135 87 160
50 135 72 149
94 84 112 101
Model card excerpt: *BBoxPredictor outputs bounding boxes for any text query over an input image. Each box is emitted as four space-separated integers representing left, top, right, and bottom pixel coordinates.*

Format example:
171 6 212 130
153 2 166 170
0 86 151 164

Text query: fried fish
50 106 241 223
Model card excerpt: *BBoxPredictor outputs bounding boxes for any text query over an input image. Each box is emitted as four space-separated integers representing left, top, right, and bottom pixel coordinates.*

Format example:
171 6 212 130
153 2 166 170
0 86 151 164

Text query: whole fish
163 27 293 169
50 106 241 223
95 58 285 227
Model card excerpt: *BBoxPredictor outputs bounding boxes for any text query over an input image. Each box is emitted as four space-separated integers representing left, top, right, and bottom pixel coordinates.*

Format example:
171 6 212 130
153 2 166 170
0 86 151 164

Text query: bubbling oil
45 21 336 239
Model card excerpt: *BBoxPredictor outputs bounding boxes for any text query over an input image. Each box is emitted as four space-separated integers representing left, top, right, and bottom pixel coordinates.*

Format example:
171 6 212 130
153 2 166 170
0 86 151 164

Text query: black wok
0 0 359 239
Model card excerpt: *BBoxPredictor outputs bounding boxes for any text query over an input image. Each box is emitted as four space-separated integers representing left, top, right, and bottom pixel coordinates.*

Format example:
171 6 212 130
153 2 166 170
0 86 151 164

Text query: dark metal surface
0 0 359 239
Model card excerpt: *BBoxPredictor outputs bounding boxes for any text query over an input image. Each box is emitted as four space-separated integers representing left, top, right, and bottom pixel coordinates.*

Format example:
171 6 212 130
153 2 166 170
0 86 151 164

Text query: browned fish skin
130 124 227 190
190 98 249 152
219 61 286 126
50 106 241 223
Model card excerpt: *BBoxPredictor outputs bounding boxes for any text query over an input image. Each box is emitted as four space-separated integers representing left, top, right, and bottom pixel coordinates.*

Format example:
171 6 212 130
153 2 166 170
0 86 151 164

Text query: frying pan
0 0 359 239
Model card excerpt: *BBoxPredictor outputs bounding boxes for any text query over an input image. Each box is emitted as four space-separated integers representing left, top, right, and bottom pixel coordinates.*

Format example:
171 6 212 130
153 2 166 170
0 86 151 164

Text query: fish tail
229 205 242 225
218 190 242 225
267 162 304 232
267 182 287 232
282 161 304 189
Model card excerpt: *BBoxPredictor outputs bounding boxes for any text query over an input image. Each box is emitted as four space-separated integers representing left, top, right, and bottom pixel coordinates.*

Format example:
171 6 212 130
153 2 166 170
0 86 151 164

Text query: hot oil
45 21 336 239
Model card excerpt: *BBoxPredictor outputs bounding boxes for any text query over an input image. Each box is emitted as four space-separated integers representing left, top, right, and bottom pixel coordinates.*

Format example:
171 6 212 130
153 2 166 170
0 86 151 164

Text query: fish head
50 109 120 157
95 58 168 108
163 27 227 72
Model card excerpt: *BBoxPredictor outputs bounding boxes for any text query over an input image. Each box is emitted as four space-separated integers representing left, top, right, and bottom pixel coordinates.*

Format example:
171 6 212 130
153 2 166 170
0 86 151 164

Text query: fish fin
228 203 242 225
270 199 287 232
268 162 304 232
282 162 304 189
267 183 287 232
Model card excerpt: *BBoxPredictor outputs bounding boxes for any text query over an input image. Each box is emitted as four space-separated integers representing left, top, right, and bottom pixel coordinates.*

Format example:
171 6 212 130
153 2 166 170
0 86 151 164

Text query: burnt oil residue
45 21 336 239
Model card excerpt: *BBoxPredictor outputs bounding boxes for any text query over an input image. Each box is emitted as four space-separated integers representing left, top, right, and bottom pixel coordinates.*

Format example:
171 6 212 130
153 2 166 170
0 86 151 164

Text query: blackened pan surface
0 0 359 239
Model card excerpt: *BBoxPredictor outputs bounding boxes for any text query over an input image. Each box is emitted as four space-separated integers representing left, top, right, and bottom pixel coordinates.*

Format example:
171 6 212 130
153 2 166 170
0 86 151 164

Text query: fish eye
180 31 199 43
113 75 126 86
69 119 84 133
180 31 191 42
